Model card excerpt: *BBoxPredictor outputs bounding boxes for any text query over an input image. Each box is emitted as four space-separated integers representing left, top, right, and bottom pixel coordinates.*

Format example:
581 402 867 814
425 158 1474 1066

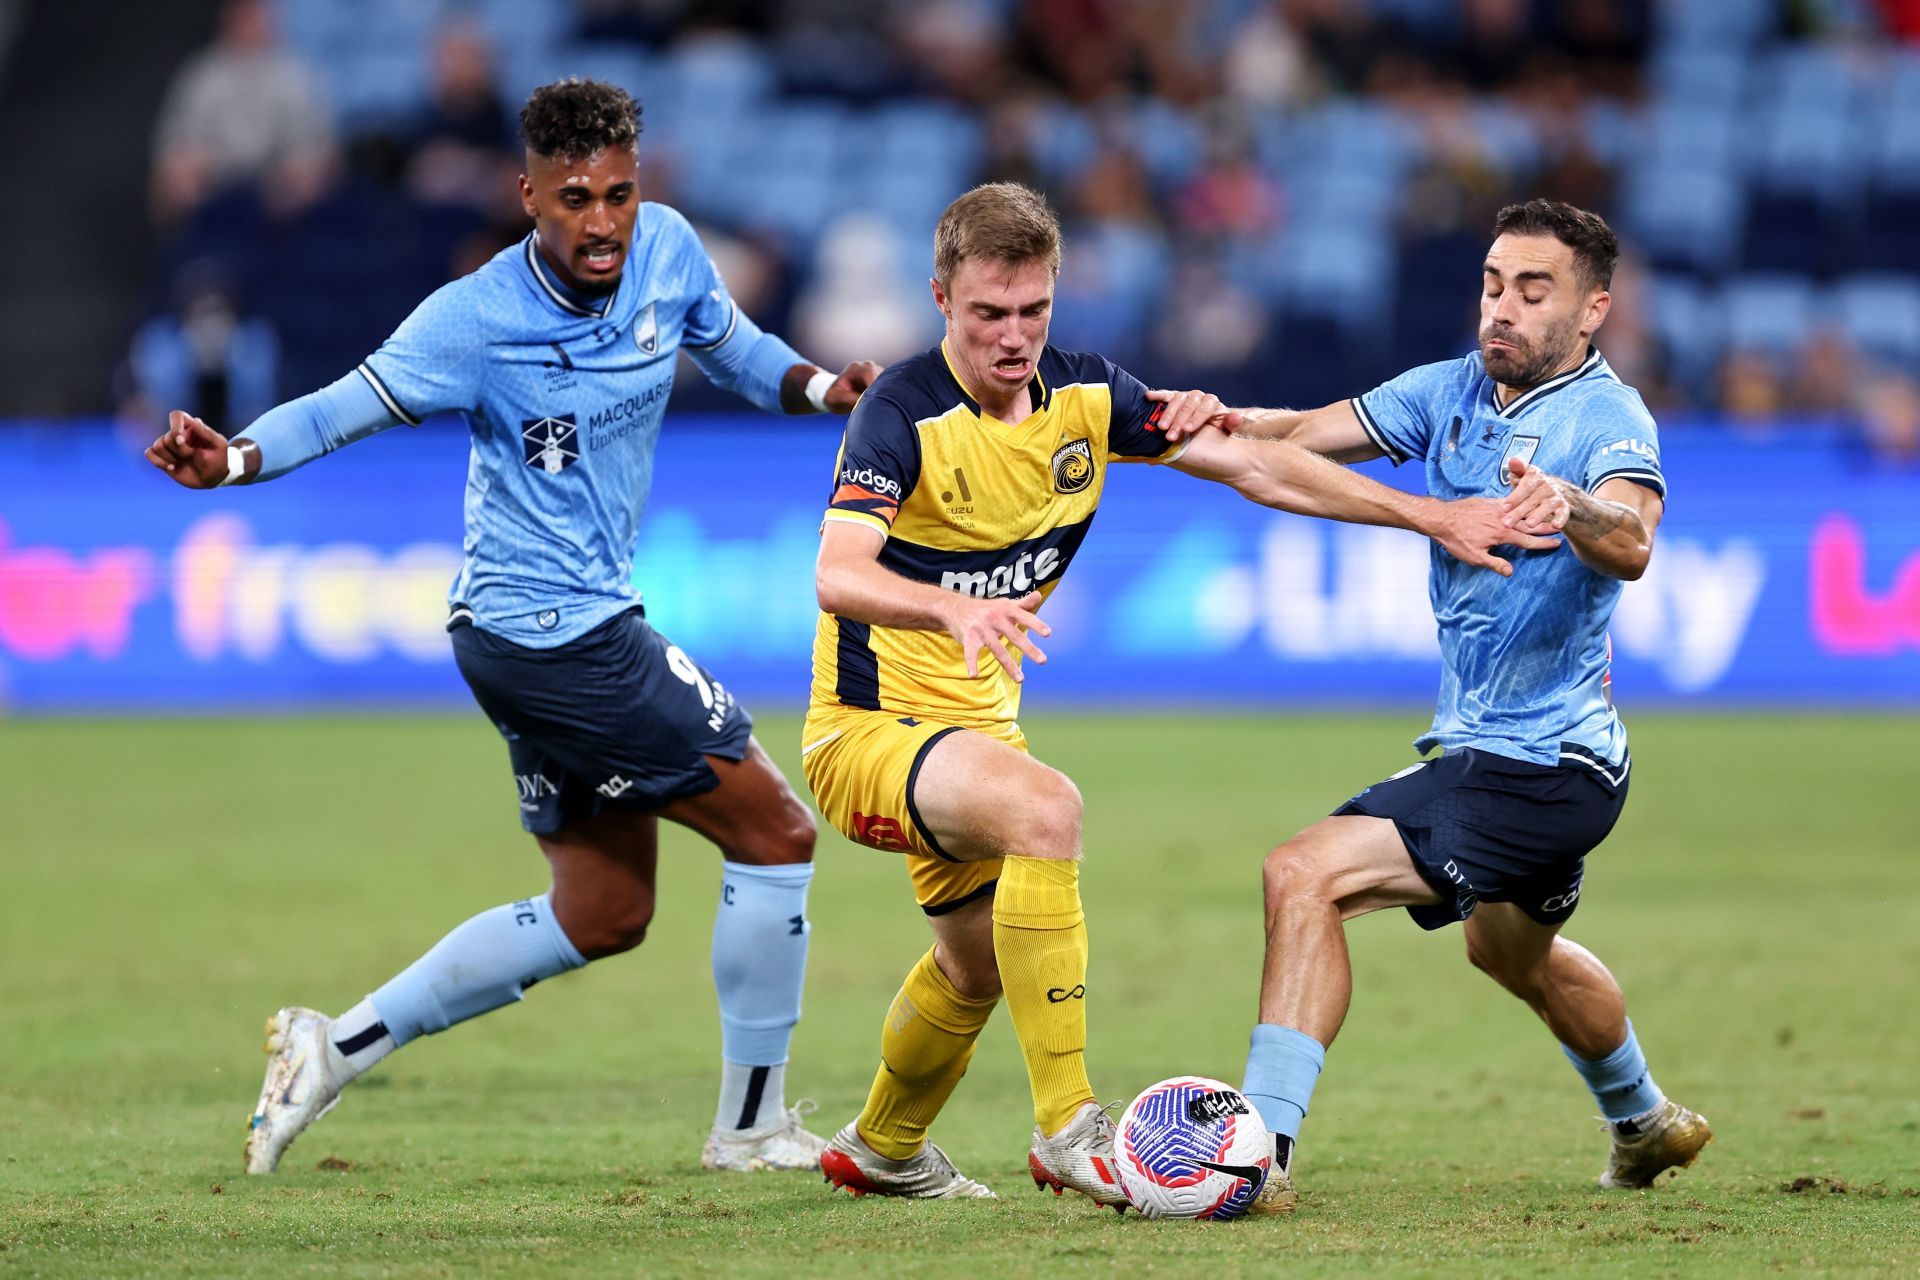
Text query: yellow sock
856 947 998 1161
993 855 1095 1135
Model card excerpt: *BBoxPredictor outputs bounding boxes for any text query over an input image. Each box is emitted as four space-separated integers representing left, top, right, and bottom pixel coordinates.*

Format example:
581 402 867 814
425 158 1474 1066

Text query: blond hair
933 182 1062 286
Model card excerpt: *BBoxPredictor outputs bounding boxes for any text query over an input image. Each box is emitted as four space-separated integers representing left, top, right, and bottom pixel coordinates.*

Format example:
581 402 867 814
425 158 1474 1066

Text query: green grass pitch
2 711 1916 1277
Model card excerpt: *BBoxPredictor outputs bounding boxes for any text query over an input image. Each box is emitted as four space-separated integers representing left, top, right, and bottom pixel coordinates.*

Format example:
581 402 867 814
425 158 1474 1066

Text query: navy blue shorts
1335 747 1629 931
451 608 753 834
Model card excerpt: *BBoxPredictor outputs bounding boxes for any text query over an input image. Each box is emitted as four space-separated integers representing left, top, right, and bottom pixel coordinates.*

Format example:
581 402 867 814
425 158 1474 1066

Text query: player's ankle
1612 1099 1668 1137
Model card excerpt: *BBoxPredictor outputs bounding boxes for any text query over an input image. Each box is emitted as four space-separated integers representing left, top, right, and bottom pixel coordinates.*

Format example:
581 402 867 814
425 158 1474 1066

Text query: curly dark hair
519 78 642 160
1492 199 1618 291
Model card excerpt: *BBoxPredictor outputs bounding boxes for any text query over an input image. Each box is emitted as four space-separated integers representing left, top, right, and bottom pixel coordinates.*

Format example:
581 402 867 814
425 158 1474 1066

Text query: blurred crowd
122 0 1920 462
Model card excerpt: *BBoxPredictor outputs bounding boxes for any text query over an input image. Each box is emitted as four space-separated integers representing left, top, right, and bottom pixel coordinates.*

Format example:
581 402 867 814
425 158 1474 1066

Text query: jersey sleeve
358 277 490 424
823 393 920 535
1580 393 1666 498
648 207 802 413
244 369 401 480
1351 358 1464 465
1103 357 1184 463
683 281 738 351
649 205 737 350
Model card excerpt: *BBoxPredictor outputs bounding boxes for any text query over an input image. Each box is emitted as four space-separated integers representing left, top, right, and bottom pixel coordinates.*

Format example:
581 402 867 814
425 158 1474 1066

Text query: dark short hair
520 78 641 161
1491 199 1618 291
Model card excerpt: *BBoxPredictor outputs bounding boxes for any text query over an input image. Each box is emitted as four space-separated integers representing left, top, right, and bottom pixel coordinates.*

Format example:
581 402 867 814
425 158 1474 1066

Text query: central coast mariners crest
1051 437 1094 494
1499 435 1540 485
633 303 658 356
523 416 579 474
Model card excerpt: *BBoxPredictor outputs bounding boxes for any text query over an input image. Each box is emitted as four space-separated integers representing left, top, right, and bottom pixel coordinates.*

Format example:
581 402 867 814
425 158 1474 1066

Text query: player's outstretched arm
685 298 880 417
143 371 406 489
1170 427 1560 577
779 360 883 415
815 521 1050 681
1150 392 1384 463
1503 458 1661 580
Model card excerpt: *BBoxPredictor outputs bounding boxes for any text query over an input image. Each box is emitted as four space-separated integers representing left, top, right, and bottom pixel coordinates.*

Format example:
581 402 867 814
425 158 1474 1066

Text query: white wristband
218 444 247 486
804 368 836 414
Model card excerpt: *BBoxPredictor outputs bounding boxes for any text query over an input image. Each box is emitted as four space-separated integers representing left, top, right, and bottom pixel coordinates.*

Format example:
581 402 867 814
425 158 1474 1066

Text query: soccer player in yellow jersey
804 183 1558 1204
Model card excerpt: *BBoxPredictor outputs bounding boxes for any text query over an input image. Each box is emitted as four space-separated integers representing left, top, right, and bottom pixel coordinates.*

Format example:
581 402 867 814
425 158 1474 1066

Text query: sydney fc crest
1499 435 1540 485
523 416 579 474
1051 437 1094 494
634 304 658 356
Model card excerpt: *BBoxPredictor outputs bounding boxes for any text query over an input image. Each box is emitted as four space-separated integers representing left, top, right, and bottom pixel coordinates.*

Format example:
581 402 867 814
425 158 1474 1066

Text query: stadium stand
73 0 1920 456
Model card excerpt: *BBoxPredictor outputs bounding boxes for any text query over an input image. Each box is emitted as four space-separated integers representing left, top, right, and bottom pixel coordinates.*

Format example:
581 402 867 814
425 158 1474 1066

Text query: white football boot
244 1006 346 1174
701 1101 830 1172
819 1121 996 1198
1028 1101 1130 1211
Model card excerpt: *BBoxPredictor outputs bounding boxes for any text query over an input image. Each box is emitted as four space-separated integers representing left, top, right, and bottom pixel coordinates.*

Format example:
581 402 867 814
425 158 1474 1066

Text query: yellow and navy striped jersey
810 341 1183 725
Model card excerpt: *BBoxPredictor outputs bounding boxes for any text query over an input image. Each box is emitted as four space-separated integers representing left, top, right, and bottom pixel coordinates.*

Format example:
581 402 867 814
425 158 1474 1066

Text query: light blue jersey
243 202 805 646
1351 346 1665 774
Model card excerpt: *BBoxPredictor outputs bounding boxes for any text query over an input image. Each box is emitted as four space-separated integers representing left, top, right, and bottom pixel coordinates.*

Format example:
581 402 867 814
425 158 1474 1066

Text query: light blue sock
369 894 586 1047
1242 1024 1327 1139
710 861 813 1066
1563 1019 1666 1123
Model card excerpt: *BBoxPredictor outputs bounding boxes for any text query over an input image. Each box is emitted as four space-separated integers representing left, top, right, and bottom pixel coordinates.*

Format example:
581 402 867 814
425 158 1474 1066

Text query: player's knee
947 955 1002 1003
766 802 817 865
1262 840 1333 907
933 931 1001 1002
1019 771 1083 860
570 893 657 960
733 801 817 866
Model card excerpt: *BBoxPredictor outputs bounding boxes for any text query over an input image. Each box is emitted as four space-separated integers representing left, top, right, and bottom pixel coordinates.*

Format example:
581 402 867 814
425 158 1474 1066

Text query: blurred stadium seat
1835 273 1920 365
1721 274 1821 355
95 0 1911 430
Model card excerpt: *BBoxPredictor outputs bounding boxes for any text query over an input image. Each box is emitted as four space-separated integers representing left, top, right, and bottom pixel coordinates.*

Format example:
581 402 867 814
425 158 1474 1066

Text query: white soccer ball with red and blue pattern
1114 1076 1272 1220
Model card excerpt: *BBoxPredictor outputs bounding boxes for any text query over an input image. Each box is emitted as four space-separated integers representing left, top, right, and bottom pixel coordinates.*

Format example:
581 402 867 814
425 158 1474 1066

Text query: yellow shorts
801 705 1027 915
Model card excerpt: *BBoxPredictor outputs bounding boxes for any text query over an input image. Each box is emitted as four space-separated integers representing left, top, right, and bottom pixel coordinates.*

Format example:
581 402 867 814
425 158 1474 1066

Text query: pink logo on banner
1809 515 1920 655
0 521 154 660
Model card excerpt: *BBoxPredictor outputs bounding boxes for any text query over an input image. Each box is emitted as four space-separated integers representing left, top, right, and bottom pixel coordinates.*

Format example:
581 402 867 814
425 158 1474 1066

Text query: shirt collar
1492 345 1608 420
937 340 1051 417
523 235 616 320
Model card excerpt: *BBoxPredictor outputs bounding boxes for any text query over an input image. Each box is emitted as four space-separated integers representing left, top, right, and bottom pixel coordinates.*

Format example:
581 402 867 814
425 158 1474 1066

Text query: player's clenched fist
823 361 885 413
144 410 232 489
942 590 1051 681
1145 388 1243 442
1501 457 1573 535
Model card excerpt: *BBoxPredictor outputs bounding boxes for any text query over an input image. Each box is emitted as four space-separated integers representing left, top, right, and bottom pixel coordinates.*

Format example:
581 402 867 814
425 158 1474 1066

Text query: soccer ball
1114 1076 1273 1220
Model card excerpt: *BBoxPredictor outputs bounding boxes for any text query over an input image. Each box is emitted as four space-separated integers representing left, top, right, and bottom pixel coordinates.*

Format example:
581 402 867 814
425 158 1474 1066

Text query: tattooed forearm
1557 482 1655 579
1564 490 1636 539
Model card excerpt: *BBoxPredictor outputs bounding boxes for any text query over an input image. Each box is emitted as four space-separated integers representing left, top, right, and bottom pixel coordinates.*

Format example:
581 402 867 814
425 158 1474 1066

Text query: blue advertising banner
1 417 1917 712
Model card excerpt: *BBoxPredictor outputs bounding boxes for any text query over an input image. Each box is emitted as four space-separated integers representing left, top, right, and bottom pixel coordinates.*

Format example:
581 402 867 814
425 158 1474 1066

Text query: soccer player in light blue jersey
145 79 879 1176
1161 200 1711 1212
